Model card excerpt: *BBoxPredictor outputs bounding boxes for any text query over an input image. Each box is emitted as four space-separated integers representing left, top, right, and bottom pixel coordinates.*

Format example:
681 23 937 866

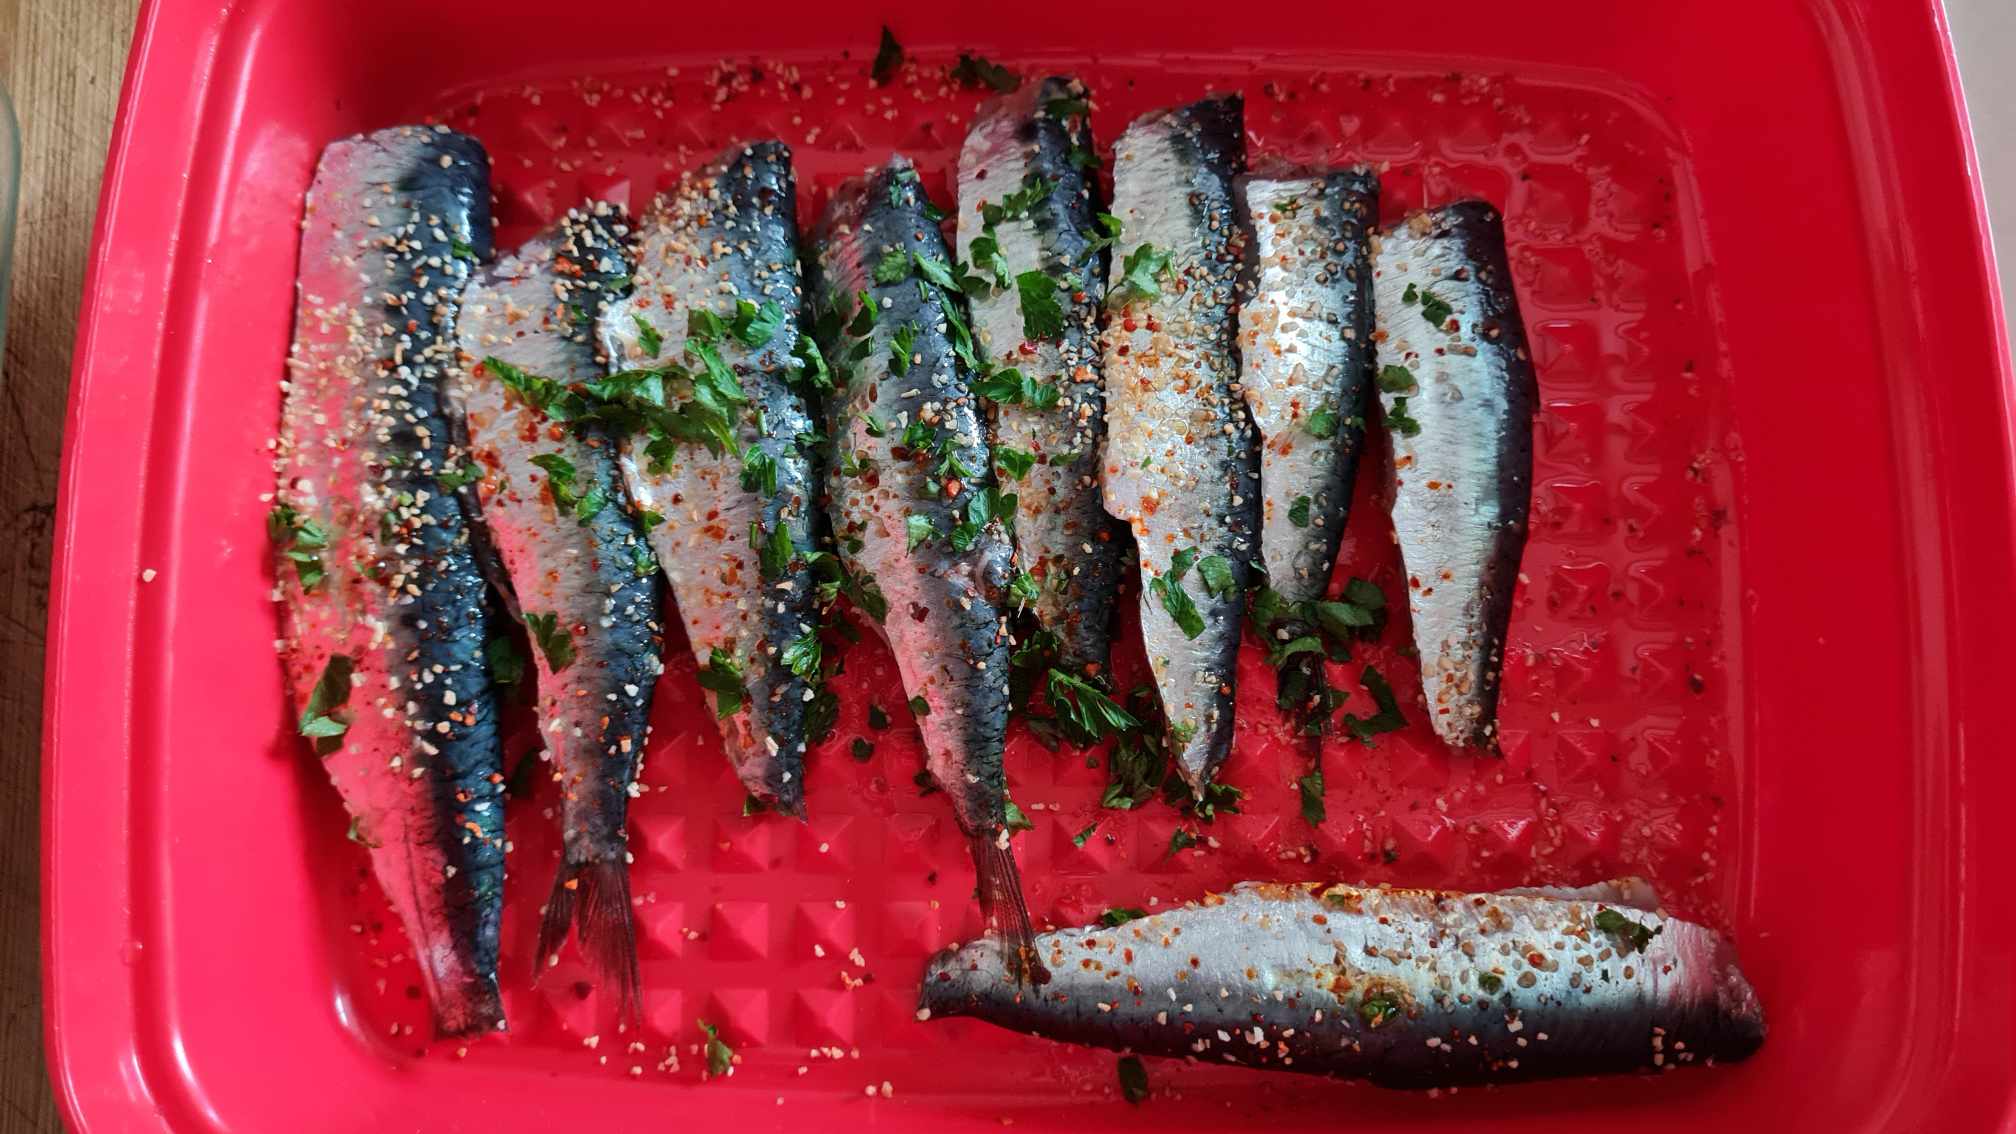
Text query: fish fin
969 830 1047 986
534 855 641 1023
431 973 507 1037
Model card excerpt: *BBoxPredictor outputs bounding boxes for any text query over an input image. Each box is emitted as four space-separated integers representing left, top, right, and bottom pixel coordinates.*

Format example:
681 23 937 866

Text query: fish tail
969 830 1046 986
534 854 641 1022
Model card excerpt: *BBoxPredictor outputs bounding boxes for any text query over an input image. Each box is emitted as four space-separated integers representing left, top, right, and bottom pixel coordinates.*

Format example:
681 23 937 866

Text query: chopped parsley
905 513 935 551
1386 397 1423 438
449 237 477 261
1117 1055 1149 1105
1298 767 1326 824
1100 907 1147 927
873 247 911 285
1594 908 1660 954
739 447 778 495
1110 243 1173 306
1342 664 1407 743
1196 554 1236 598
1073 822 1099 847
1419 290 1454 327
1377 363 1417 393
1045 669 1142 743
910 253 957 290
699 1018 734 1077
752 519 795 580
1003 797 1034 834
696 648 745 719
486 634 524 687
1306 407 1340 439
1288 495 1312 528
994 445 1036 480
732 298 788 347
871 26 903 84
909 694 930 718
528 452 605 523
1167 828 1198 855
1150 566 1205 640
1015 270 1065 340
523 611 576 673
1476 971 1504 994
1359 995 1398 1028
974 366 1061 409
780 630 821 680
805 687 839 747
1008 571 1040 608
632 314 663 358
888 323 917 375
268 503 329 589
949 53 1019 92
297 654 354 755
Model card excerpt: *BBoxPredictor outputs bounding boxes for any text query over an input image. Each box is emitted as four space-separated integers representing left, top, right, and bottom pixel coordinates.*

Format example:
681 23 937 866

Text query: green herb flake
697 647 746 719
1342 664 1407 743
1359 996 1399 1028
1477 971 1504 994
909 694 930 718
699 1019 735 1077
1419 290 1454 327
1594 908 1660 954
1196 554 1236 598
905 513 935 552
1307 407 1340 439
1111 243 1173 306
1377 363 1417 394
297 654 354 755
753 520 795 580
888 323 917 375
1117 1055 1149 1105
449 237 477 261
1003 797 1034 834
995 446 1037 480
950 53 1020 92
1168 828 1198 855
1288 495 1312 528
268 503 330 590
632 314 664 358
523 611 576 672
1073 822 1100 847
1298 768 1327 824
780 630 822 680
1386 397 1423 438
1100 906 1147 927
740 447 779 495
871 26 903 84
1015 269 1066 341
1401 282 1419 305
1045 668 1143 743
639 509 666 532
874 247 912 285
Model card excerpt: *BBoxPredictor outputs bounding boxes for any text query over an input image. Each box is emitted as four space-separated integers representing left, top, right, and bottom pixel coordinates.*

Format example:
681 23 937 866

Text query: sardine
957 77 1126 679
597 142 824 815
1372 202 1536 748
1099 95 1258 789
921 880 1766 1088
1238 170 1379 603
452 205 661 1012
274 125 506 1035
811 156 1035 969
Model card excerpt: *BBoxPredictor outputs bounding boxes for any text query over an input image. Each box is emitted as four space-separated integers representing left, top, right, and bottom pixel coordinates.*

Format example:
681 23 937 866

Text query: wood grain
0 0 140 1130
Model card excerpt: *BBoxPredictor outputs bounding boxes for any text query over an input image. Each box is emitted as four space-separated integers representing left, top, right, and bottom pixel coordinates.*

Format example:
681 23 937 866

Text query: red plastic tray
43 0 2016 1130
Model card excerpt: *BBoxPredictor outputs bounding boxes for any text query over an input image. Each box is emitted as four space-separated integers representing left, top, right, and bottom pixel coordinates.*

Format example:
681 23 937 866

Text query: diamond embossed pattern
321 56 1744 1102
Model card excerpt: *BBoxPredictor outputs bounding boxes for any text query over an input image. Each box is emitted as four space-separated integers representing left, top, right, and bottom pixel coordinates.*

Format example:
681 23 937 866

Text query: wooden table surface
0 0 141 1130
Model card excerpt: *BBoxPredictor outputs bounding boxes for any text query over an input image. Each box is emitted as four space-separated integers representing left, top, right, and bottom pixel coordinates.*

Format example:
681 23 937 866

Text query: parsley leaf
699 1018 735 1077
632 314 663 358
973 366 1060 409
1003 796 1034 834
1111 243 1173 306
697 648 745 719
1150 571 1205 639
1073 822 1099 847
950 53 1020 92
1377 364 1417 393
732 299 788 347
874 247 912 284
1168 828 1198 855
1342 664 1407 743
1386 397 1423 438
753 519 795 580
1288 495 1312 528
871 26 903 84
1045 669 1142 743
1594 908 1660 955
780 630 821 680
906 513 935 551
1197 554 1236 598
1298 768 1326 824
994 446 1036 480
268 503 329 590
740 447 778 495
1015 270 1065 340
909 694 930 718
1117 1055 1149 1105
1307 407 1340 439
523 611 576 672
1419 289 1454 327
1100 907 1146 927
297 654 354 755
888 323 917 375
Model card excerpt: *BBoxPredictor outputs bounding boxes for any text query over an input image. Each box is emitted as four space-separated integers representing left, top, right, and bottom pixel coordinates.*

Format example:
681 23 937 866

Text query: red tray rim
40 0 2016 1130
